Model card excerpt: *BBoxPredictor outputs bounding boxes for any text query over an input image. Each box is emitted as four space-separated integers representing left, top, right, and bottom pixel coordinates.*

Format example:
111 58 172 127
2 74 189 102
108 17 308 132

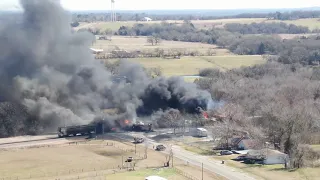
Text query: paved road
0 135 84 149
111 132 256 180
171 145 256 180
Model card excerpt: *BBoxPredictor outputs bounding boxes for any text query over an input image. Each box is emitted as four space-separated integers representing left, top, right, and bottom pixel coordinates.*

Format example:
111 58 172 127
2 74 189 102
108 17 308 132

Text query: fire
202 112 209 119
124 120 130 124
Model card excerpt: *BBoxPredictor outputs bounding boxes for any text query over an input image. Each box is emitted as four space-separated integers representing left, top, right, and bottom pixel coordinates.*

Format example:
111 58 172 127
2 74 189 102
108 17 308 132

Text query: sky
0 0 320 11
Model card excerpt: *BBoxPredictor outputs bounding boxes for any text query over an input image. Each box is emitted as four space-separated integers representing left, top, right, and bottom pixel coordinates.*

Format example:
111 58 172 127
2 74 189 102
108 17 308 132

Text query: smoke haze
0 0 212 137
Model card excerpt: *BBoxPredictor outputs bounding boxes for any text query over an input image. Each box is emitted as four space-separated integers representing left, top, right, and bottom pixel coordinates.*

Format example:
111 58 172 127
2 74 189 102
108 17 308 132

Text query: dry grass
0 140 168 178
190 18 268 29
0 138 222 180
92 36 231 55
270 18 320 30
310 144 320 152
199 55 265 70
108 55 264 76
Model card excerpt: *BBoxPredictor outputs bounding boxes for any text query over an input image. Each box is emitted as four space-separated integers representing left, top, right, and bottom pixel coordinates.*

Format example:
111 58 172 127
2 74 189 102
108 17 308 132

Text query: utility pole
135 143 136 154
172 154 173 167
171 149 174 167
121 156 123 168
202 163 204 180
102 122 104 138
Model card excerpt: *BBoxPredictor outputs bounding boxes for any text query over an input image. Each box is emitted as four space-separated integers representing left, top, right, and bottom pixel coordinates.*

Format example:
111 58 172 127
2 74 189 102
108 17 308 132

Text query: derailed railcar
58 125 96 138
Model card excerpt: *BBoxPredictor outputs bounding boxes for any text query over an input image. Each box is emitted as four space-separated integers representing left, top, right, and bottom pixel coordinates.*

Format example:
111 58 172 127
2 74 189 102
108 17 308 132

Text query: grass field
92 36 231 55
311 144 320 152
109 55 265 76
0 139 222 180
271 18 320 30
0 140 170 178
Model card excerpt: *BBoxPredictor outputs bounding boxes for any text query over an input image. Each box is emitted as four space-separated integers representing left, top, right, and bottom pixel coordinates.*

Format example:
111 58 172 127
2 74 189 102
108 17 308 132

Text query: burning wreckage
0 0 216 138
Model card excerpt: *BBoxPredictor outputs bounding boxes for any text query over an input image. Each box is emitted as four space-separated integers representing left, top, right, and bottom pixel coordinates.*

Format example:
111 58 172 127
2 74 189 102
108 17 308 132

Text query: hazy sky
0 0 320 11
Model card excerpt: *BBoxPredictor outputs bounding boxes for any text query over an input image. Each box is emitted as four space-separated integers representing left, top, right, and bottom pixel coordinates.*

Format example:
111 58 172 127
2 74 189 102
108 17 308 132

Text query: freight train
58 120 153 138
57 124 96 137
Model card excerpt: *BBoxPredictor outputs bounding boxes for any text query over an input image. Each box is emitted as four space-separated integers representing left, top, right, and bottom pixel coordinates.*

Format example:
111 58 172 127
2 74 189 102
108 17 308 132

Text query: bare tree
153 35 162 45
147 36 154 46
157 109 183 135
147 67 162 78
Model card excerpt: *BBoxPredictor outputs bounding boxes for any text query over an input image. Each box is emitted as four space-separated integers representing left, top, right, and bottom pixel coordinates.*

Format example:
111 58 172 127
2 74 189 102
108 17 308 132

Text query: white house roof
90 48 104 52
144 17 152 20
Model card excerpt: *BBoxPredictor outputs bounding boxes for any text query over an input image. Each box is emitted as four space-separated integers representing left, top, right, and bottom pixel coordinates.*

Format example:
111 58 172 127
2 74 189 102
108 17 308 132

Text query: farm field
92 36 231 55
0 140 171 178
271 18 320 30
107 55 265 76
0 139 221 180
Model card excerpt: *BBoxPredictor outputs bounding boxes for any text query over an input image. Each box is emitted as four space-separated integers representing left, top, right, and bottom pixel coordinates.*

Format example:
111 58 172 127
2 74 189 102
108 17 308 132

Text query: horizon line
1 6 320 12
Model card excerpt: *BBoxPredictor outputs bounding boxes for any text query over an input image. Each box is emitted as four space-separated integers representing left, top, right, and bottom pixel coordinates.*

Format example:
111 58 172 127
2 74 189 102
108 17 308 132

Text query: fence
173 167 200 180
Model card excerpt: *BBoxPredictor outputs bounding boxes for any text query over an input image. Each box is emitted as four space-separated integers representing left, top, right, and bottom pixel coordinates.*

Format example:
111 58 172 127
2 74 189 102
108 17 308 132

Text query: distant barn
142 17 152 22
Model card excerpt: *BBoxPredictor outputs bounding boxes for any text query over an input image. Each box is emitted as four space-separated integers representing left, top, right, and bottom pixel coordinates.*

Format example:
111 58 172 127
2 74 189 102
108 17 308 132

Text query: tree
157 109 183 134
153 35 162 45
257 43 265 55
147 36 154 46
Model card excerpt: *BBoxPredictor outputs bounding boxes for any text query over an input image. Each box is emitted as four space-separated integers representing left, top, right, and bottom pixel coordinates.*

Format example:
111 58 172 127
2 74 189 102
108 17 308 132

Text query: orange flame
203 112 209 119
124 120 130 124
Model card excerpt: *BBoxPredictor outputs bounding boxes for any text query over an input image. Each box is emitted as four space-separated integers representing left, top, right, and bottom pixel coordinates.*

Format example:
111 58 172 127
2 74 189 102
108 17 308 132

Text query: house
143 17 152 21
246 149 289 165
90 48 104 54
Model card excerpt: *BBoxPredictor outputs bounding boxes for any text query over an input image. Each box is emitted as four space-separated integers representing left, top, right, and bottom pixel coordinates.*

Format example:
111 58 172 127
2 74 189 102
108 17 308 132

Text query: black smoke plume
0 0 212 137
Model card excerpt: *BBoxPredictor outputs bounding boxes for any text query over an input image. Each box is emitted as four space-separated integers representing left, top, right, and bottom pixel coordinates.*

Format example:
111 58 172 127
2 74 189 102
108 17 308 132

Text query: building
246 149 289 165
90 48 104 54
143 17 152 21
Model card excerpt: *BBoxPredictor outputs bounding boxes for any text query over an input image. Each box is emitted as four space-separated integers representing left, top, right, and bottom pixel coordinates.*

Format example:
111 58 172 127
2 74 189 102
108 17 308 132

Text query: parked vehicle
155 145 166 151
220 150 233 155
233 155 247 161
133 137 144 144
125 157 133 162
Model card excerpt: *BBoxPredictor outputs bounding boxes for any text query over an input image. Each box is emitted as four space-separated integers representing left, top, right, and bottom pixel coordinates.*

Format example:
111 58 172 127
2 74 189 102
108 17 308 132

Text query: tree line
114 22 320 65
224 22 310 34
196 62 320 168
